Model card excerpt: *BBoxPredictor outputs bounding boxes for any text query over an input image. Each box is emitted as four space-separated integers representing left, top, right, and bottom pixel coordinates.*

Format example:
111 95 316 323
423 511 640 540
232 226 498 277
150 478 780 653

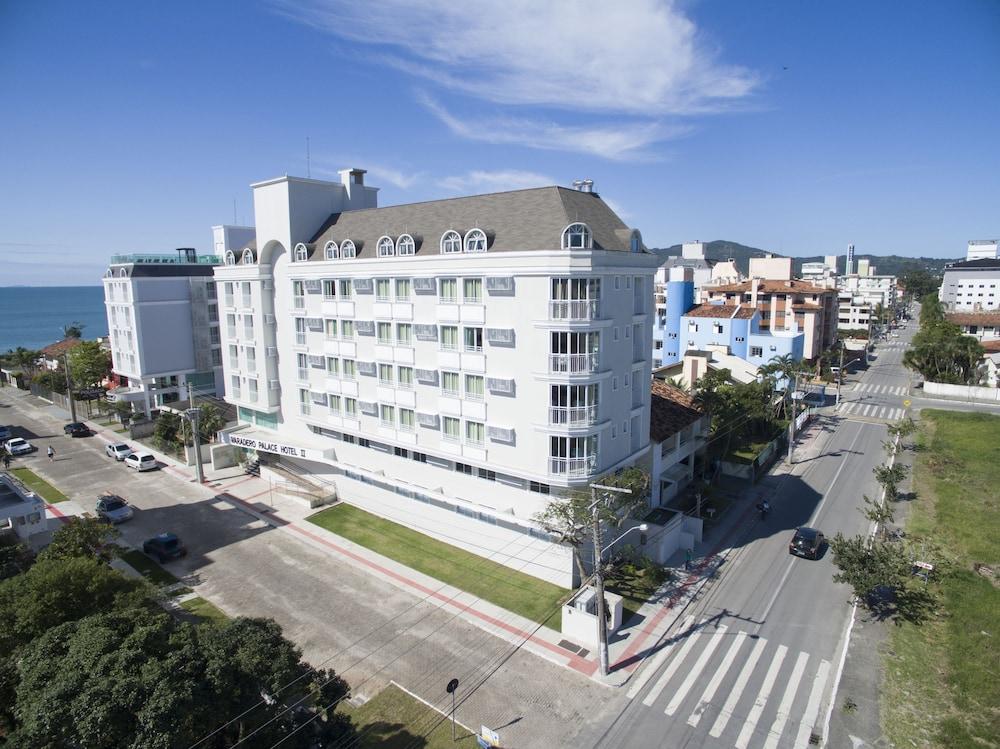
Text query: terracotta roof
980 339 1000 353
705 279 837 295
649 380 705 443
682 304 756 319
946 311 1000 326
791 303 823 311
38 338 82 359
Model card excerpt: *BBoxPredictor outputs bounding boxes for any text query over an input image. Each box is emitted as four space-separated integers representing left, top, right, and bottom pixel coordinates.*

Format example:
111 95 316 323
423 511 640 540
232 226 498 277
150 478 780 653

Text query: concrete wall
923 380 1000 402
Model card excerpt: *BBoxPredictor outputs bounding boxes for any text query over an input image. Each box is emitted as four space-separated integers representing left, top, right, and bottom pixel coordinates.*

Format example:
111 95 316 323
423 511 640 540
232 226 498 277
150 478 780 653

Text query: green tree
8 347 41 379
31 369 67 394
178 403 227 445
111 399 135 424
899 268 940 300
903 322 983 384
37 516 122 564
873 463 908 502
861 494 895 539
62 321 85 339
153 411 181 446
67 339 111 388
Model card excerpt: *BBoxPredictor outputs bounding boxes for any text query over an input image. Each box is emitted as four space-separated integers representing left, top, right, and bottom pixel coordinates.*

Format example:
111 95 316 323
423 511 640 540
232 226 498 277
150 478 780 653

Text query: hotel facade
214 170 660 586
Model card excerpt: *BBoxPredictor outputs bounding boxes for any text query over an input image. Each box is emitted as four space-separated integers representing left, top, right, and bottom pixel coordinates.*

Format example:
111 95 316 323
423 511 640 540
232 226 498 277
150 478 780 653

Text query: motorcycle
756 501 770 519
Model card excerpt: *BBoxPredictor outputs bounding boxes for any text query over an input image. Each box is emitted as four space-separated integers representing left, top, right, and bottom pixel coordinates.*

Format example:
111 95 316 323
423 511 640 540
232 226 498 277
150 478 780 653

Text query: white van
124 452 158 472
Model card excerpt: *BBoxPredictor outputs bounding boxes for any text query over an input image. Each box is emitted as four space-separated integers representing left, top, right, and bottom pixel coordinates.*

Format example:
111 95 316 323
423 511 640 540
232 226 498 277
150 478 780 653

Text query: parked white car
105 442 134 461
123 452 158 472
5 437 33 456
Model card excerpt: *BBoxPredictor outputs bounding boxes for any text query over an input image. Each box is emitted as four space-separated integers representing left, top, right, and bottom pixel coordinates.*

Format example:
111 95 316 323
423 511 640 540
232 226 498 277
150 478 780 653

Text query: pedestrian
684 547 693 571
2 453 10 469
47 445 54 461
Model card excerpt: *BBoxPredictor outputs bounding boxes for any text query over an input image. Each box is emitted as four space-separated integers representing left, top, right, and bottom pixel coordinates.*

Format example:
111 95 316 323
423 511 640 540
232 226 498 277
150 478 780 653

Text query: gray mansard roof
303 186 645 259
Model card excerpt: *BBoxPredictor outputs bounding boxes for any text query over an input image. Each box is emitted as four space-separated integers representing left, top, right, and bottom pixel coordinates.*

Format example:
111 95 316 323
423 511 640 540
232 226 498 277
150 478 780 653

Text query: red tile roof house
36 338 81 371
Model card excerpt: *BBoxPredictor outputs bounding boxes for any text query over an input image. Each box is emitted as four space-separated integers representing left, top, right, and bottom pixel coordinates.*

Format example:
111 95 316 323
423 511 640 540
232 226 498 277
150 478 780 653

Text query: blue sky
1 0 998 285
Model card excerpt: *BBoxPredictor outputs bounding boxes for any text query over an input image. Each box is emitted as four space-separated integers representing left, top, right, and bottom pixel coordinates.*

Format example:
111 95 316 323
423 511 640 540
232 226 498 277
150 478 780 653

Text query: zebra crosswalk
851 382 909 396
839 402 907 422
628 620 832 748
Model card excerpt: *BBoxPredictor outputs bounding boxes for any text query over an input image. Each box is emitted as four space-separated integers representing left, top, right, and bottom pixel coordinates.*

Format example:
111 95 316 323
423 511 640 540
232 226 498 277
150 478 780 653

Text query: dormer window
396 234 415 256
105 269 113 278
377 236 395 258
324 241 339 260
294 243 309 262
562 223 591 250
464 228 487 253
119 268 127 278
630 230 642 253
441 230 462 254
241 248 255 265
341 240 356 258
225 250 236 266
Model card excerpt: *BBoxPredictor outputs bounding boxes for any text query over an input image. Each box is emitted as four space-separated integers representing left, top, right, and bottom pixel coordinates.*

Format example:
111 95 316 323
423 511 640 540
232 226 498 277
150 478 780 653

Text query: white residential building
215 170 659 586
940 258 1000 311
103 247 231 416
966 239 999 262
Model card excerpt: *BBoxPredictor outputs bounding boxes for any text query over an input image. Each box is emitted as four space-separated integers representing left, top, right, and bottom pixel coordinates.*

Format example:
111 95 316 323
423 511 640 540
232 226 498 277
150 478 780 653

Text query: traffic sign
903 399 911 408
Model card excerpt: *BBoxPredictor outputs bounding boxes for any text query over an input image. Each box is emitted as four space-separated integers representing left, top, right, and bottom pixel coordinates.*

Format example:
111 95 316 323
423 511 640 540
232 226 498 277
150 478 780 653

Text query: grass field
180 596 229 625
881 410 1000 748
308 503 570 629
339 684 479 748
120 549 182 586
10 467 69 503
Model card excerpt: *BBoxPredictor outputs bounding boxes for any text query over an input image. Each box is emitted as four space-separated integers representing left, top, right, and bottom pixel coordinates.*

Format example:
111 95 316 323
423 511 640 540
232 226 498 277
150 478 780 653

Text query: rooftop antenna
306 136 311 178
233 198 237 225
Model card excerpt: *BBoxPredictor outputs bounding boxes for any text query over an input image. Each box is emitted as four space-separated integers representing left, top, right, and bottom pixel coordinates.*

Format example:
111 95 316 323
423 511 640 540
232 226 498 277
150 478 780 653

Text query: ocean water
0 286 109 352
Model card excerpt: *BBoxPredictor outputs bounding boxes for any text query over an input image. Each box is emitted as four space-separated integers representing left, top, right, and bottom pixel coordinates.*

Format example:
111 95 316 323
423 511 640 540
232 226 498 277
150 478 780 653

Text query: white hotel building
215 170 659 586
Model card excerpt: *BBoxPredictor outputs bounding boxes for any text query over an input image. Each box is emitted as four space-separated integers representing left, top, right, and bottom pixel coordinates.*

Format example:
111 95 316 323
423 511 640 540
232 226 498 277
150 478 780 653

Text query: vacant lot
308 503 570 629
882 410 1000 748
340 684 479 749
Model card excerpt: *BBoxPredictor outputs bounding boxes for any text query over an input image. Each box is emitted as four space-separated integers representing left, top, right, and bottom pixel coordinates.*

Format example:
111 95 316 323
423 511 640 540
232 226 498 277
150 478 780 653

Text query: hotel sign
222 433 326 462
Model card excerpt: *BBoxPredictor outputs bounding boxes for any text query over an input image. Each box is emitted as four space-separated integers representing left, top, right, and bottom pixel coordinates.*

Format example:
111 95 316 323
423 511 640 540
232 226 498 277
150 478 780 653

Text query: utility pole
63 352 77 422
836 344 845 406
590 485 609 678
787 371 799 464
186 382 205 484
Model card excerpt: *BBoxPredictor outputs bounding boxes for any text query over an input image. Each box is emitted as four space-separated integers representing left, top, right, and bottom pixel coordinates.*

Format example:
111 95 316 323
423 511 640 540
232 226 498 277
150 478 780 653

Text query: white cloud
437 169 555 194
275 0 757 157
312 160 424 190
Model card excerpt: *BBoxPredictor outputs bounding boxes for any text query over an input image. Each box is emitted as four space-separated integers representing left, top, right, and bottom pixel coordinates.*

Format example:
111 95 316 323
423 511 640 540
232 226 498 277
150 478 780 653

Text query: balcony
549 405 598 426
549 352 599 374
293 297 305 310
549 300 600 321
549 455 597 477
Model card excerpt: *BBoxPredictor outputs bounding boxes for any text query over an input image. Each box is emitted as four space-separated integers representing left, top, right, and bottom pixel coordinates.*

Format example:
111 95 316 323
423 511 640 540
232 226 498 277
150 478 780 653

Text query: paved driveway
0 388 613 748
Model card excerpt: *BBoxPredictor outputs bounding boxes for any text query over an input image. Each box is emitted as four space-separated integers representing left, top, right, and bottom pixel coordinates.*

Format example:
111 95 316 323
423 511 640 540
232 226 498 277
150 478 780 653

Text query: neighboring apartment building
215 170 659 586
645 380 708 506
945 311 1000 341
103 247 229 416
966 239 999 262
837 291 873 332
679 303 804 374
940 258 1000 311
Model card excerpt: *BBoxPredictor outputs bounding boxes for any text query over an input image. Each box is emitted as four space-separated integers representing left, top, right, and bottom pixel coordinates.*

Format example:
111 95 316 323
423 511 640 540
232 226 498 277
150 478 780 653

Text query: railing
110 253 221 265
231 385 241 399
549 353 599 374
549 455 597 477
549 300 600 320
295 332 306 345
242 295 252 308
293 296 305 309
229 357 239 370
299 402 311 415
297 368 309 381
549 405 598 426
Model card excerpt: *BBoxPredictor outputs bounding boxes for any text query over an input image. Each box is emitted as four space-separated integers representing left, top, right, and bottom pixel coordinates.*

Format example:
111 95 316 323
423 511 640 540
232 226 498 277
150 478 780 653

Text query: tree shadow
351 721 428 749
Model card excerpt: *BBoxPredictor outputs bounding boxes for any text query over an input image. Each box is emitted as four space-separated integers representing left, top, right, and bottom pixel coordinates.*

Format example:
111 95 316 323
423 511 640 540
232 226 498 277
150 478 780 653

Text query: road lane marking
763 650 810 749
641 623 704 707
626 614 695 699
795 659 832 748
735 644 788 749
664 625 729 716
709 636 767 738
687 631 747 728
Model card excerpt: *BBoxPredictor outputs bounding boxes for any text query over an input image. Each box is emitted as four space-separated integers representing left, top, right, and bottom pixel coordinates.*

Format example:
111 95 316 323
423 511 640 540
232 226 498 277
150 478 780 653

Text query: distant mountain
651 240 952 277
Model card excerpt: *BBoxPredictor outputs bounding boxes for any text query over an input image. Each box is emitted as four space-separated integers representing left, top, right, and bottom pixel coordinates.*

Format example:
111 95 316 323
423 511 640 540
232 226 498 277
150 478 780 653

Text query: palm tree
63 321 85 339
663 376 691 394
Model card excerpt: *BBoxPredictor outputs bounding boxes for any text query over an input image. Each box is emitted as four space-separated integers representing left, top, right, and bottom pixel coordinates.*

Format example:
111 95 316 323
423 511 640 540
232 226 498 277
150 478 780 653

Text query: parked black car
789 527 825 559
64 422 90 437
142 533 187 563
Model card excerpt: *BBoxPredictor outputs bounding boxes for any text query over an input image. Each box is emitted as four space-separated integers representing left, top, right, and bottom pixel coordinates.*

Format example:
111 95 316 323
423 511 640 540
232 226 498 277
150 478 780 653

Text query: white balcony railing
549 299 600 321
549 352 599 374
549 455 597 477
297 368 309 382
299 402 311 416
229 357 239 370
293 297 305 309
549 405 598 426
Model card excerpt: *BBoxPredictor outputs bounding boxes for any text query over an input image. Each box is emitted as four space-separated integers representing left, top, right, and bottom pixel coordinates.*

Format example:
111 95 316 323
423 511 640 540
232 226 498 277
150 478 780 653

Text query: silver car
95 494 134 524
105 442 133 461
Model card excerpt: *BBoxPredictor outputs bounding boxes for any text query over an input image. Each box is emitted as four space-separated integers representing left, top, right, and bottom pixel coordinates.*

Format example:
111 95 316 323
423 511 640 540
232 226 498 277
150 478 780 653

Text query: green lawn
308 504 570 629
180 596 229 625
881 410 1000 748
339 684 479 749
10 467 69 503
607 563 669 623
120 549 182 587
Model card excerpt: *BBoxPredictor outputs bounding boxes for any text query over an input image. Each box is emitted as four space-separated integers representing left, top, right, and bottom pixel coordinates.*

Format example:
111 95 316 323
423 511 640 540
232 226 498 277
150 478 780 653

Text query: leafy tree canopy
38 516 122 564
67 339 111 389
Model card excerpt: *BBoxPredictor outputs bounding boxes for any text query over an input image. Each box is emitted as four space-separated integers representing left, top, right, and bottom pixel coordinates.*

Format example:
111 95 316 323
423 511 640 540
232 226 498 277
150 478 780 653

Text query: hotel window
230 375 240 398
396 323 413 346
561 222 592 250
377 322 392 344
344 397 357 417
398 366 414 389
465 374 484 401
442 416 460 441
342 359 357 379
244 314 255 339
245 347 256 372
463 278 483 303
441 371 460 396
324 242 339 260
399 408 415 431
375 278 391 301
377 236 395 257
294 244 309 262
325 319 338 339
465 421 485 446
242 282 252 308
296 353 308 381
292 281 305 309
339 279 353 297
439 278 458 303
228 344 239 370
750 346 763 357
395 278 411 300
380 404 395 426
323 280 336 299
464 228 487 253
463 327 483 352
396 234 415 256
441 230 462 254
329 395 341 414
440 325 459 350
341 320 355 339
248 378 258 402
294 317 306 345
378 363 394 385
340 240 356 258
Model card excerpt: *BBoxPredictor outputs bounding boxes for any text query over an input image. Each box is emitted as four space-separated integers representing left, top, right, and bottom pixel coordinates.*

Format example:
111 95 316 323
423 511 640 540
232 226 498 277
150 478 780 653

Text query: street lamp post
185 407 205 484
787 372 801 464
63 352 77 423
588 482 641 677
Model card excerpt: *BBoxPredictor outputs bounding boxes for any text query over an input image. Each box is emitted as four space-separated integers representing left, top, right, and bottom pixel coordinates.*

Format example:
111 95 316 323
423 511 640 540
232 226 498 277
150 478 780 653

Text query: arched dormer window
105 269 113 278
241 248 255 265
324 241 339 260
294 243 309 262
224 251 236 266
441 230 462 254
630 229 642 253
562 223 592 250
377 236 395 258
464 228 487 253
341 240 356 258
396 234 415 256
119 268 127 278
